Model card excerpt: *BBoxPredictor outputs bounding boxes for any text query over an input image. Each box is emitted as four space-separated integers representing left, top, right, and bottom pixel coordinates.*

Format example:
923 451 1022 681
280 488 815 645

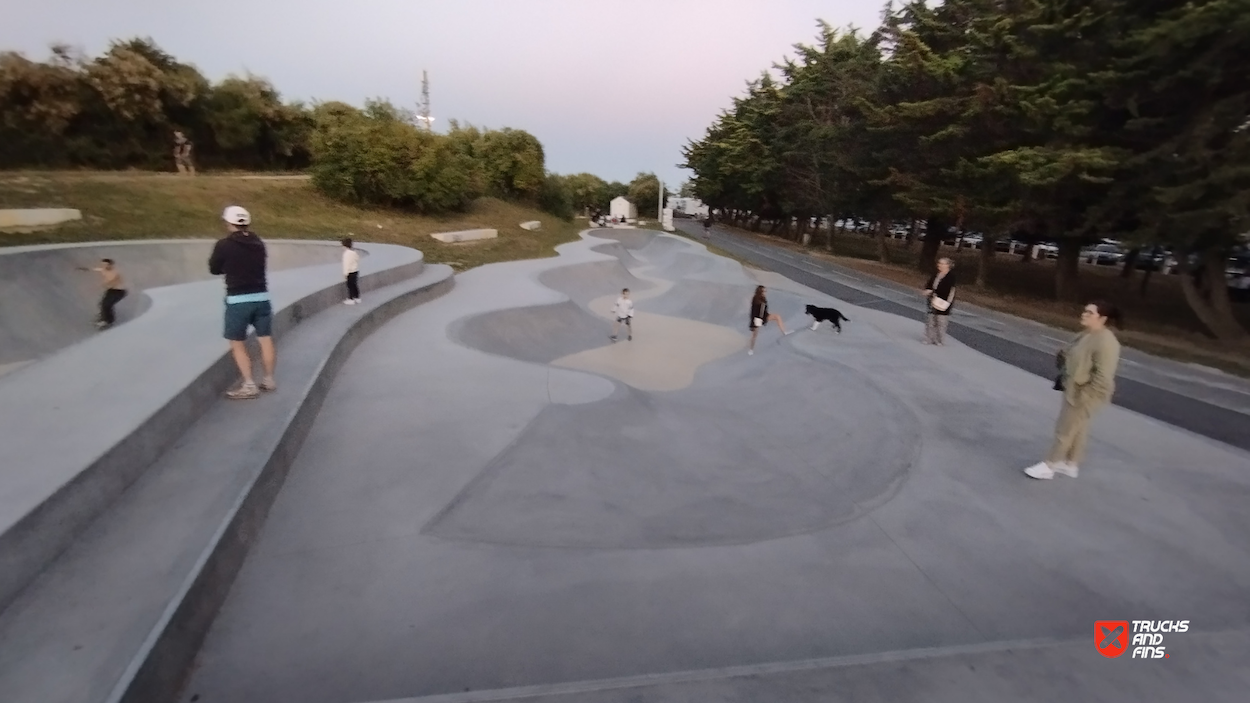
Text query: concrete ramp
537 259 651 308
0 240 343 368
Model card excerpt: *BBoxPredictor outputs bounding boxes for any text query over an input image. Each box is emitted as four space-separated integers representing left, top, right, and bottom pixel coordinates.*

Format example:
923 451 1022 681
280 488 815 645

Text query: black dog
805 304 849 333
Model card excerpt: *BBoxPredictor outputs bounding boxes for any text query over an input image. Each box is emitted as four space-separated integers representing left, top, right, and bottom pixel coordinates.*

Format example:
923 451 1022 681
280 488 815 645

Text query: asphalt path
674 220 1250 453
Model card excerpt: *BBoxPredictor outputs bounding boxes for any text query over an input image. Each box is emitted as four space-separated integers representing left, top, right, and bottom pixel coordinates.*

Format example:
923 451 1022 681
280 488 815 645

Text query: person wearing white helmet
209 205 276 399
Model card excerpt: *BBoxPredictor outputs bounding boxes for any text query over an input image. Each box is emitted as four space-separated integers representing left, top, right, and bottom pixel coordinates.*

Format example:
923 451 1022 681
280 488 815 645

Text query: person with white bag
922 257 956 345
747 285 790 355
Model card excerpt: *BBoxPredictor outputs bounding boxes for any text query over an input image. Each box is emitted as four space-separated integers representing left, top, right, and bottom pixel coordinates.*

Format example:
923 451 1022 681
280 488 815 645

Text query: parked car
1083 243 1124 265
957 233 983 249
1134 247 1171 271
1036 243 1059 259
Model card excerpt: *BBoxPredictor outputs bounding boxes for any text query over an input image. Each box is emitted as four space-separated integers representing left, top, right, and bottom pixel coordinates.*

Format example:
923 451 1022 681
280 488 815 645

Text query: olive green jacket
1059 328 1121 408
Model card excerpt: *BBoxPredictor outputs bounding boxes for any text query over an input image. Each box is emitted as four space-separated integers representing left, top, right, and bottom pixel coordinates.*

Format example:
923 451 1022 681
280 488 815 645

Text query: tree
309 99 480 213
627 172 665 218
477 127 546 200
563 172 610 212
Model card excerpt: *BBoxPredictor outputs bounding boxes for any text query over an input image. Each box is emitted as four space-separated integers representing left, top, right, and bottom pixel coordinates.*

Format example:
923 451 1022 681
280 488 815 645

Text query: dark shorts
223 300 273 341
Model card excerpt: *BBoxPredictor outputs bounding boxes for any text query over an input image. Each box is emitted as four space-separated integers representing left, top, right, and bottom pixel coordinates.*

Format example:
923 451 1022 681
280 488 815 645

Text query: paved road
676 220 1250 452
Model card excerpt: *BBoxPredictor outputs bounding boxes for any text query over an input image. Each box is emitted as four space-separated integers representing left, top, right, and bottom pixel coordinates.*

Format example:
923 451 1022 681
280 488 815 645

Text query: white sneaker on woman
1052 462 1079 478
1023 462 1055 480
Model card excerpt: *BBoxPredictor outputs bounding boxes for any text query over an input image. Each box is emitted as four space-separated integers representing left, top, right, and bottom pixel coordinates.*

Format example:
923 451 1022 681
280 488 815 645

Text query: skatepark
0 229 1248 702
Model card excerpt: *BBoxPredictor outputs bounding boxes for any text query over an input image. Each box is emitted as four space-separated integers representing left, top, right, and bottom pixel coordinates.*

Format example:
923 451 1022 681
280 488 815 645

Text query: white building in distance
609 196 637 220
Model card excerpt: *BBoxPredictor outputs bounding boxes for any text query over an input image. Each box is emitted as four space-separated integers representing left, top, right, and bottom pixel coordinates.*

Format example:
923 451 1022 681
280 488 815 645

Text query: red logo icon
1096 621 1129 658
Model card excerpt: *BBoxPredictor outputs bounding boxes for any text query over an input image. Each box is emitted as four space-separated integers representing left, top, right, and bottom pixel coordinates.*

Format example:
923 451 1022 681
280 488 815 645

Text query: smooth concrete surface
181 230 1250 702
0 240 419 615
367 630 1250 702
0 208 81 230
431 229 498 243
0 265 454 703
520 221 541 231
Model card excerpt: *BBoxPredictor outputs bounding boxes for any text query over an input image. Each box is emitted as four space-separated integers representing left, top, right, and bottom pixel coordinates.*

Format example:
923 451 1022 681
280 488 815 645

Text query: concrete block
519 221 541 231
431 229 497 243
0 208 82 230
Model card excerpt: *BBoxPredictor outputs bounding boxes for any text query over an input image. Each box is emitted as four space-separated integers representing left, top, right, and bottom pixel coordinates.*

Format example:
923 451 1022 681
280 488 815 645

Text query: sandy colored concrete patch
549 263 745 392
550 311 745 392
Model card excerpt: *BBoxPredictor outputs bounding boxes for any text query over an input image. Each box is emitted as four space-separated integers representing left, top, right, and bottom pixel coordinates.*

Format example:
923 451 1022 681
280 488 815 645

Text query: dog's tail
839 312 850 322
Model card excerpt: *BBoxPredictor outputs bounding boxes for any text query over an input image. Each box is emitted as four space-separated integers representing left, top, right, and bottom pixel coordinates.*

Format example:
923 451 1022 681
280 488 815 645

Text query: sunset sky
4 0 887 187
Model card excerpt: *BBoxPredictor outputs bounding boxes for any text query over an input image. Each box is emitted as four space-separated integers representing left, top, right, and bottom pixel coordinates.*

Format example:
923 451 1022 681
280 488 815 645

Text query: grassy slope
0 172 584 272
710 223 1250 377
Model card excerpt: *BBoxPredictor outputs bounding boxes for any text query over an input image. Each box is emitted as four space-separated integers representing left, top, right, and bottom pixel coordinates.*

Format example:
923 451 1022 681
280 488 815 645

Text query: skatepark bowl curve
1 230 1249 703
0 239 347 375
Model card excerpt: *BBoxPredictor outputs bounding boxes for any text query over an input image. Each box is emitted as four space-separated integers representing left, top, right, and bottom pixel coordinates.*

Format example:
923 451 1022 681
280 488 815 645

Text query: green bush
310 100 482 213
537 173 574 220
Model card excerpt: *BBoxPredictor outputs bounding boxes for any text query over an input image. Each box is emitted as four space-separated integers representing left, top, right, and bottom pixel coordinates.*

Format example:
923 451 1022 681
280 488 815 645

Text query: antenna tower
417 70 432 131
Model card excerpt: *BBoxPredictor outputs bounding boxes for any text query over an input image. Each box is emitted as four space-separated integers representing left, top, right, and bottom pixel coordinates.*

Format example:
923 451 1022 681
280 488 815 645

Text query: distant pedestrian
610 288 634 341
922 257 956 345
342 237 361 305
209 205 276 399
748 285 790 355
173 131 195 175
1024 300 1123 480
702 215 712 238
76 258 127 329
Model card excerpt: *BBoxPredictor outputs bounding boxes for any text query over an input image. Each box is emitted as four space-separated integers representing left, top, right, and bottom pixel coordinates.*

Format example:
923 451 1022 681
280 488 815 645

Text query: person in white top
610 288 634 342
341 237 361 304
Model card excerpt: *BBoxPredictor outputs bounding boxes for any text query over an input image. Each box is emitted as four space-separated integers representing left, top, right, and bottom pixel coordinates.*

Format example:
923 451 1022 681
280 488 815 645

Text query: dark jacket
209 230 268 296
750 296 768 325
925 271 956 316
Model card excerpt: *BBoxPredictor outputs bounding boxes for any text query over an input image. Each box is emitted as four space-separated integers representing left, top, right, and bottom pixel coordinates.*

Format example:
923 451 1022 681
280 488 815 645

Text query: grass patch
0 172 585 272
718 222 1250 377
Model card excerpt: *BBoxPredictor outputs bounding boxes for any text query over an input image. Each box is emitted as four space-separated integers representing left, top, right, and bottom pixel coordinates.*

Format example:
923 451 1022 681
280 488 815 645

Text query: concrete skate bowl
535 258 654 309
436 251 920 549
426 344 920 550
0 239 344 371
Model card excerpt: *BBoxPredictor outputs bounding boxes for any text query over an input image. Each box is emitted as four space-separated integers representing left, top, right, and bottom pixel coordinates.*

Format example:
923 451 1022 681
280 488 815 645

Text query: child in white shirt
610 288 634 342
342 237 361 304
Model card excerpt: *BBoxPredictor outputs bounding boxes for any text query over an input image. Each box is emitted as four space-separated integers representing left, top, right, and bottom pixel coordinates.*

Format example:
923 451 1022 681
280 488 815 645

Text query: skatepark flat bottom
181 231 1250 702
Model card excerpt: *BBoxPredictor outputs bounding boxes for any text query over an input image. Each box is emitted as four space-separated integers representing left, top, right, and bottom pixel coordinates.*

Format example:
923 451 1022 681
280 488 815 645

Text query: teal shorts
223 300 273 341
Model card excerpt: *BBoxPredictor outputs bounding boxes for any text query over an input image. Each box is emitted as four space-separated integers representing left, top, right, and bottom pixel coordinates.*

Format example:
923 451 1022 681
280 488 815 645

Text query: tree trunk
1139 268 1153 298
1178 248 1249 342
1120 248 1139 281
876 219 890 263
976 236 996 288
751 215 762 232
918 214 947 273
826 214 836 250
1019 245 1035 263
905 219 919 249
1055 239 1082 302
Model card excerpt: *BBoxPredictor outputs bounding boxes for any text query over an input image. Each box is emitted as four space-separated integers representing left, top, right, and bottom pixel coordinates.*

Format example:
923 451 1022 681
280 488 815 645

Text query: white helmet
222 205 251 226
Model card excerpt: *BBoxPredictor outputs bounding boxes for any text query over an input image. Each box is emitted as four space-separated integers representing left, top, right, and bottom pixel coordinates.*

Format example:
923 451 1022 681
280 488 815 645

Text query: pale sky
4 0 886 187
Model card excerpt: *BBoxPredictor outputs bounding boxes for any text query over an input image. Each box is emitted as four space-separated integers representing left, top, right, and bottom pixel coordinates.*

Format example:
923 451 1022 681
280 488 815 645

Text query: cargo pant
1045 396 1105 465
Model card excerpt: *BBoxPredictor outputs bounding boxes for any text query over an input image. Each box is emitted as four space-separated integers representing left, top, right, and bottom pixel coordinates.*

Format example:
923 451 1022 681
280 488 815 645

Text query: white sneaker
353 298 362 304
747 349 754 356
784 330 794 335
1024 462 1055 480
811 322 820 331
1052 462 1079 478
344 299 357 305
226 382 260 400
